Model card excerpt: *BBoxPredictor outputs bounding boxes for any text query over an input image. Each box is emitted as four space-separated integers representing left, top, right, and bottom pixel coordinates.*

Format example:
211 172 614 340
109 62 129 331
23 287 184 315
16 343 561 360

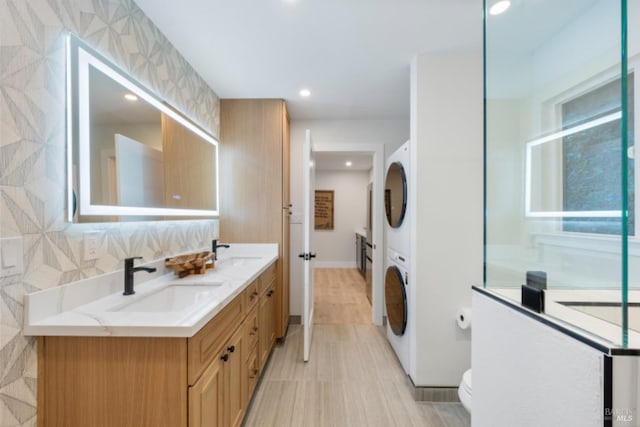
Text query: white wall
313 170 369 268
472 290 605 427
409 49 483 386
289 119 409 316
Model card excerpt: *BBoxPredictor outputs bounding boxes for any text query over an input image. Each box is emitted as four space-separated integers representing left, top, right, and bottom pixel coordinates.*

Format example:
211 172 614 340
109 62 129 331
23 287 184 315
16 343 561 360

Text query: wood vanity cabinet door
246 348 260 398
245 306 259 354
244 304 260 399
258 282 277 369
189 325 246 427
224 326 246 427
267 285 277 348
189 355 224 427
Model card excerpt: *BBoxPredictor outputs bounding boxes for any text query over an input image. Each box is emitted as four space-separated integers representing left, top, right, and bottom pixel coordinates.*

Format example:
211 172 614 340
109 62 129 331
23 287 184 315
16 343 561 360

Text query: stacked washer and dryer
384 141 411 373
383 141 472 413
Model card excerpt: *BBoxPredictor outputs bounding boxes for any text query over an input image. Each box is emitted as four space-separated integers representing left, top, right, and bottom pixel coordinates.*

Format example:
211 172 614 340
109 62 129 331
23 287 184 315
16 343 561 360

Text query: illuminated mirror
525 111 624 219
66 34 219 221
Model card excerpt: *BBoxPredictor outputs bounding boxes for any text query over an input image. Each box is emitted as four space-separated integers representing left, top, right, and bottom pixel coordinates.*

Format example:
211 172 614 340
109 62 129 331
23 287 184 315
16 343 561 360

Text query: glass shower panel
485 0 629 345
627 0 640 343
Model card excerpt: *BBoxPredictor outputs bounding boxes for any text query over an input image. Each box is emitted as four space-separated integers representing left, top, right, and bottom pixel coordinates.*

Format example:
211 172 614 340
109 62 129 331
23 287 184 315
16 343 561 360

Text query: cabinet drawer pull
267 290 274 297
221 353 229 362
227 345 235 353
249 368 259 379
253 326 259 333
252 291 259 297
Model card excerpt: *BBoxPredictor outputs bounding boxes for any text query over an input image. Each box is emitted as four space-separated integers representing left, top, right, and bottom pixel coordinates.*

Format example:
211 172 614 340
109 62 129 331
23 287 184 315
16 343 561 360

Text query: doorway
313 268 371 323
310 144 385 326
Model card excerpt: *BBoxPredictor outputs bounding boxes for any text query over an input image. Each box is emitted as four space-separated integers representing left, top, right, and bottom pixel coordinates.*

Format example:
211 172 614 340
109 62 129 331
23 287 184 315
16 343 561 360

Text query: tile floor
243 269 470 427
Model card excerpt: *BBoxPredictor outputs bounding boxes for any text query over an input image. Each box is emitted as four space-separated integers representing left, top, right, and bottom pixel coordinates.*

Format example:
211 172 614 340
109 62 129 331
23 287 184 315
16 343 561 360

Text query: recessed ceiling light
345 161 353 167
489 0 510 15
124 93 138 101
299 89 311 97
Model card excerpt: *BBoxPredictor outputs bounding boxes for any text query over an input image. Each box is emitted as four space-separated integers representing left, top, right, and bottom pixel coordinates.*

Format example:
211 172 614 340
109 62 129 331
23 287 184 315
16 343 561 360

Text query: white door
114 133 164 207
301 129 316 362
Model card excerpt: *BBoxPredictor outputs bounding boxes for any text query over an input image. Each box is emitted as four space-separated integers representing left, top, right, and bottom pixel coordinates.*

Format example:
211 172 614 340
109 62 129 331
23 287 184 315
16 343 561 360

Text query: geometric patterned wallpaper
0 1 220 424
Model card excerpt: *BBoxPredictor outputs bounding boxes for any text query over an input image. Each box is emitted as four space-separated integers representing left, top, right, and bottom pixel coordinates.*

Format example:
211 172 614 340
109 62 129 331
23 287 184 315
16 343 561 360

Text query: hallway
313 268 371 324
244 268 470 427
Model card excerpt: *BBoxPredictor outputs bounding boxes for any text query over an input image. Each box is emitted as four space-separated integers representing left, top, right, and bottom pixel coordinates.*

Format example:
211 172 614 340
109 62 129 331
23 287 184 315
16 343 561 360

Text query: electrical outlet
83 231 102 261
0 237 24 277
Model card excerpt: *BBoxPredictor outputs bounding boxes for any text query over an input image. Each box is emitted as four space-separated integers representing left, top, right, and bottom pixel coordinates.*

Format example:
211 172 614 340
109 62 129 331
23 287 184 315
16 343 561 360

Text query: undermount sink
217 256 261 267
110 283 224 312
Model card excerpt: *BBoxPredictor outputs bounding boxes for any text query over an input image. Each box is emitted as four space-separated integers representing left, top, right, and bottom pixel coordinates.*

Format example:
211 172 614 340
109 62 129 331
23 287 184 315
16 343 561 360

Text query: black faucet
212 239 230 260
123 256 157 295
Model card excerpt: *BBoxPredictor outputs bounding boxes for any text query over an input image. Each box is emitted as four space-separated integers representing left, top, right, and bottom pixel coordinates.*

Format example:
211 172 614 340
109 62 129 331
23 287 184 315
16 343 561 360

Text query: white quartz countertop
23 244 278 338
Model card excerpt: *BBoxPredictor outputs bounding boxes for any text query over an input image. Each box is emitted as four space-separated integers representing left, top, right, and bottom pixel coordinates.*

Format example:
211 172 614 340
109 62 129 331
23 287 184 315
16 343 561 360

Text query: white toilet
458 369 472 412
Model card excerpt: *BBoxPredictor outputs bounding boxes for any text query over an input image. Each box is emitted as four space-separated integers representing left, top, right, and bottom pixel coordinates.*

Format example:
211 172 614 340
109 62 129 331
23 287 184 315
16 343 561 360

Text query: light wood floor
245 324 470 427
313 268 371 324
244 324 470 427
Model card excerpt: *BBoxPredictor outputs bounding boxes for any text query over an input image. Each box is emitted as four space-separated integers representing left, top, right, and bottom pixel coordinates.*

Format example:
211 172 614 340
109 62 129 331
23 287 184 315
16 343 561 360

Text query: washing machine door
385 265 407 336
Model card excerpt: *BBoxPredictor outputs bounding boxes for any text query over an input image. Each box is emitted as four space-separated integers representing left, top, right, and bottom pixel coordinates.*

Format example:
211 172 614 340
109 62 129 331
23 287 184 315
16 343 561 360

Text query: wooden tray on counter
165 251 214 278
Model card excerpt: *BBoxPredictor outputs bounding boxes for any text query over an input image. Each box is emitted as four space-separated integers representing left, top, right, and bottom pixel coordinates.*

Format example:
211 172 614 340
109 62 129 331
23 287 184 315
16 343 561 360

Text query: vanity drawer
245 279 260 312
188 296 244 385
258 263 277 295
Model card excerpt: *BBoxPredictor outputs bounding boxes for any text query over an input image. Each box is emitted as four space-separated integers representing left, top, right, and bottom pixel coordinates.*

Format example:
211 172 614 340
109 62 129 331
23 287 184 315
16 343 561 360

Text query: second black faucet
212 239 230 261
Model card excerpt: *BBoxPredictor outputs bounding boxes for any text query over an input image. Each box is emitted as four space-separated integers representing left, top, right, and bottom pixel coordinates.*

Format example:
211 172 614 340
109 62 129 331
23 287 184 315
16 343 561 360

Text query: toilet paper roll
456 308 472 330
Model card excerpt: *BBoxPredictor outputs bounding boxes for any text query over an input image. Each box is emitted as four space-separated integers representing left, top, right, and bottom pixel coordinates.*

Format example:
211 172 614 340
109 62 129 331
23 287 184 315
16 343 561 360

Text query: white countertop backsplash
24 243 278 338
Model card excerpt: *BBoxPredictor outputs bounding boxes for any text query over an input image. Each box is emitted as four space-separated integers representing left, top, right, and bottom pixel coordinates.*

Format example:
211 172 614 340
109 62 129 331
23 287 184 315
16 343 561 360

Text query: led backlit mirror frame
524 111 623 218
66 33 219 221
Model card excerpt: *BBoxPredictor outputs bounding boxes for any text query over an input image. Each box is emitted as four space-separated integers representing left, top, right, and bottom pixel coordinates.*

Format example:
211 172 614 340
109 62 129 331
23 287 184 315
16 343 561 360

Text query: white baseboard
313 261 357 269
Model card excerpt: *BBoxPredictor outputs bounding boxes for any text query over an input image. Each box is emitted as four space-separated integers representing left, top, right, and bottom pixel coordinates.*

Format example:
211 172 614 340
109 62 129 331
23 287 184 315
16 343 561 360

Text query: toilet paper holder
456 307 472 330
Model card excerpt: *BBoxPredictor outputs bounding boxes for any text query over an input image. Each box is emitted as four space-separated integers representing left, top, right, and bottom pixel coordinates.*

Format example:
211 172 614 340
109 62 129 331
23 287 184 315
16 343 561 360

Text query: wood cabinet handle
249 368 259 379
227 345 235 353
267 290 274 297
251 291 259 297
253 326 259 333
221 354 229 362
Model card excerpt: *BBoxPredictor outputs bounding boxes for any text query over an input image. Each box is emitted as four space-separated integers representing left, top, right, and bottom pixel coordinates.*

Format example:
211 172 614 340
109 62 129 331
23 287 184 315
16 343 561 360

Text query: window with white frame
561 72 635 236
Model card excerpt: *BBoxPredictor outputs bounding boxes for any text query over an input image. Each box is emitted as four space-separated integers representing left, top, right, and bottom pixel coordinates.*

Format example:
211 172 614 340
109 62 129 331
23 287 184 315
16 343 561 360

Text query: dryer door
385 265 407 336
384 161 407 228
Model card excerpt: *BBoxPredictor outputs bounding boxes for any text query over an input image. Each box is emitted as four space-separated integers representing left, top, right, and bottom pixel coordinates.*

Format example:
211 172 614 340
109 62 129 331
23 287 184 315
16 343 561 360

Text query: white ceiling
134 0 482 121
314 152 373 171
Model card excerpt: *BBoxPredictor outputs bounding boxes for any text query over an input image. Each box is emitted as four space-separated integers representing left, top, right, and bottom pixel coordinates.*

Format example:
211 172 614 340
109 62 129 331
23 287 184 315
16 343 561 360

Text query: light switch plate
0 237 24 278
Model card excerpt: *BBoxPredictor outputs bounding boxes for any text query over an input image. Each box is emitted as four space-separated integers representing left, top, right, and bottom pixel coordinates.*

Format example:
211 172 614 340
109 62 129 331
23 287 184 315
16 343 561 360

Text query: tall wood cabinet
220 99 290 338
